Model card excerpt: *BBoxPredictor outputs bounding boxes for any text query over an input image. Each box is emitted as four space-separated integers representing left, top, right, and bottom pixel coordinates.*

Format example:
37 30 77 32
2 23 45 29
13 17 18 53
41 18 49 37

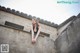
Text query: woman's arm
31 25 34 39
35 24 41 40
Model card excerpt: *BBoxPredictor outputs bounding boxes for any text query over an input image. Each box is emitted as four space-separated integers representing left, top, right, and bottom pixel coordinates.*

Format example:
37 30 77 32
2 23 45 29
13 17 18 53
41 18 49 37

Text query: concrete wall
0 11 58 41
0 10 57 53
1 7 80 53
55 14 80 53
0 25 56 53
58 21 72 35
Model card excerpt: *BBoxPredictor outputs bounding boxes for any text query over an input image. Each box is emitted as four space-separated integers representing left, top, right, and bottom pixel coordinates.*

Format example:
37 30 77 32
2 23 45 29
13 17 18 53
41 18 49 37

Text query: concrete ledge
5 21 24 30
0 24 50 37
0 24 29 33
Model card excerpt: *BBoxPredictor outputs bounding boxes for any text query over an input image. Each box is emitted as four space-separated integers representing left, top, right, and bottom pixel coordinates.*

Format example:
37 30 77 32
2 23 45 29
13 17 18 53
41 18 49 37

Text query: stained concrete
55 14 80 53
0 26 56 53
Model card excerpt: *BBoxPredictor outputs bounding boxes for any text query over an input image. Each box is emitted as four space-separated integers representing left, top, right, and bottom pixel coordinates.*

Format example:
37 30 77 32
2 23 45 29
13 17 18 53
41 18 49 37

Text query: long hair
32 18 39 24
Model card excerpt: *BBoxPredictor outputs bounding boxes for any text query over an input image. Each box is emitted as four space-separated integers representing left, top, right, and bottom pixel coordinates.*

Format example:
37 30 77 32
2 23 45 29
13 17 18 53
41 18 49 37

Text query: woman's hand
32 38 36 44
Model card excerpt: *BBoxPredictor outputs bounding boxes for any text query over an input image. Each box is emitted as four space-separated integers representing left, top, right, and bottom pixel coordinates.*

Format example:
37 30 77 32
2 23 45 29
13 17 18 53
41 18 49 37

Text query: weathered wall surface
0 10 57 53
58 21 72 35
58 16 76 36
55 14 80 53
0 26 56 53
0 11 58 41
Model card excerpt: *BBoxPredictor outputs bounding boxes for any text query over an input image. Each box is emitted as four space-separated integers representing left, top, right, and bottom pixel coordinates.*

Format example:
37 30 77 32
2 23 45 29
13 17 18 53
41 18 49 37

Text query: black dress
33 23 39 36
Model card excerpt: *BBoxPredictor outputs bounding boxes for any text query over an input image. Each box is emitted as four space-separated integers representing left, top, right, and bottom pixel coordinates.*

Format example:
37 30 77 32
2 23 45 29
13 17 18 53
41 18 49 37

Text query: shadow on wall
55 13 80 53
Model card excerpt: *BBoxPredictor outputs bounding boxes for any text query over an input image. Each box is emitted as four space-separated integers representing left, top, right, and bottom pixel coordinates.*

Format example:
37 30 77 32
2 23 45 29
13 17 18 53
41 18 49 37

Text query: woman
31 18 41 43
